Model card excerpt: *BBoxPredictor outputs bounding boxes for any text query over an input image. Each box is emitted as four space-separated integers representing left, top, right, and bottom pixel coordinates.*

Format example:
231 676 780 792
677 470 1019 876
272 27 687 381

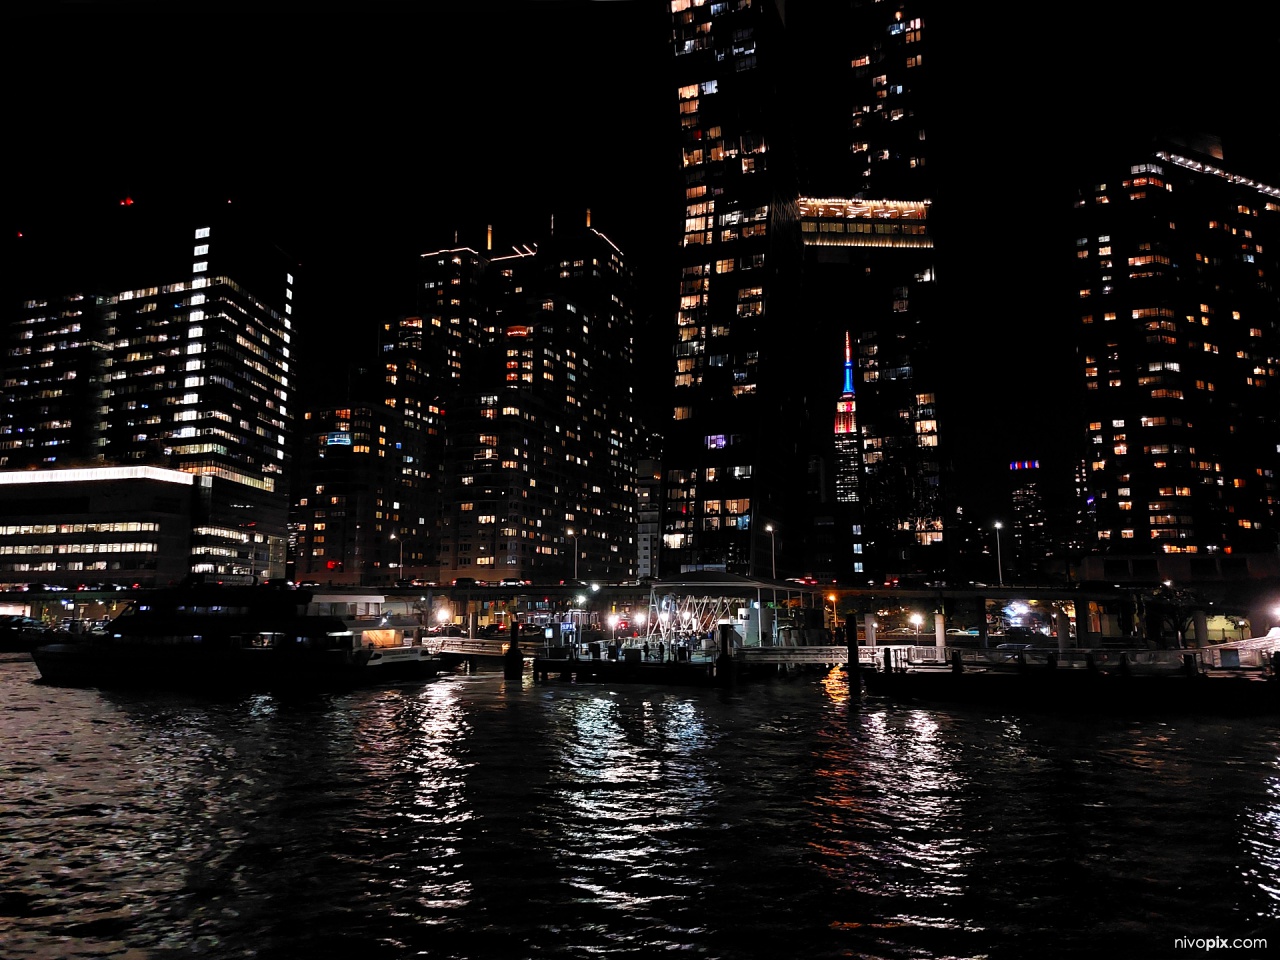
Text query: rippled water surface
3 656 1280 959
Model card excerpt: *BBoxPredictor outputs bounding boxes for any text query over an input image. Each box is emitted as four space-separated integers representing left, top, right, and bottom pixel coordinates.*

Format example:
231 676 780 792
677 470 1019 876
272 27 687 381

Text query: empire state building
834 331 860 504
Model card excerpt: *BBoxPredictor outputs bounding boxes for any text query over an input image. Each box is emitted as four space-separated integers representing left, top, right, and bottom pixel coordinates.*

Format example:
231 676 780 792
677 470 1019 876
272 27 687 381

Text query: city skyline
7 4 1275 353
4 1 1279 583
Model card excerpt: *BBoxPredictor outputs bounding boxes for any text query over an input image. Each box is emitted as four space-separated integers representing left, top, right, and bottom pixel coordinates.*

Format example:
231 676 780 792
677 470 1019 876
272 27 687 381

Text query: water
3 655 1280 960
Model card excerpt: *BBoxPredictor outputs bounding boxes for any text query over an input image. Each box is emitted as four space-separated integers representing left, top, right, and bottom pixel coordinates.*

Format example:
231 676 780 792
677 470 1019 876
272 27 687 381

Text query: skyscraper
435 217 637 585
1 203 299 583
662 0 953 584
663 0 803 578
1073 135 1280 560
834 332 860 504
293 214 638 586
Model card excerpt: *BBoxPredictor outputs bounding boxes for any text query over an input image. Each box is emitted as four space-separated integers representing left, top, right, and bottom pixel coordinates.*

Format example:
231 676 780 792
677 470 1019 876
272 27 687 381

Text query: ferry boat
30 583 437 690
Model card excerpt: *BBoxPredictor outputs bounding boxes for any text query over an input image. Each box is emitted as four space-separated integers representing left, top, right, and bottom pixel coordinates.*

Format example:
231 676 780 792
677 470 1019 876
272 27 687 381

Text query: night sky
5 1 1277 462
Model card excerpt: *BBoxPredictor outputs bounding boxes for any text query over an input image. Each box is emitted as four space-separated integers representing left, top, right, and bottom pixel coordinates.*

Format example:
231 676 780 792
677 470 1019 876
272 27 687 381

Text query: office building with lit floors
1 203 300 585
1072 135 1280 575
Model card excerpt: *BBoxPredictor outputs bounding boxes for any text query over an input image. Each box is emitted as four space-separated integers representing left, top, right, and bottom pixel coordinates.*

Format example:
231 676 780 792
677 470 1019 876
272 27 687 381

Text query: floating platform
859 659 1280 715
531 655 721 687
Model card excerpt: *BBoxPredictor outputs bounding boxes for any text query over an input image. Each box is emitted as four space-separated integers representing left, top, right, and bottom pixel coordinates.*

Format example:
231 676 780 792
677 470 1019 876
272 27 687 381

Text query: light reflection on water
2 659 1280 959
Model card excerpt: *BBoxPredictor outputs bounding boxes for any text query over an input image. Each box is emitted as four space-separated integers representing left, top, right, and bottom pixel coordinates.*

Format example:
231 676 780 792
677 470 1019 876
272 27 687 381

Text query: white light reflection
806 701 982 934
547 691 715 916
346 681 476 913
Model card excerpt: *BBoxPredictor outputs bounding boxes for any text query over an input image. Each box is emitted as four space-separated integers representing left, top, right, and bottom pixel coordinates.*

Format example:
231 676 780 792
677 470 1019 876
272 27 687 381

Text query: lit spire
841 331 855 396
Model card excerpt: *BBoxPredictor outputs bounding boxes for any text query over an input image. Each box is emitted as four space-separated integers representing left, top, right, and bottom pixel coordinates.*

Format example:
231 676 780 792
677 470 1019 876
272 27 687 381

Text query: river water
2 655 1279 960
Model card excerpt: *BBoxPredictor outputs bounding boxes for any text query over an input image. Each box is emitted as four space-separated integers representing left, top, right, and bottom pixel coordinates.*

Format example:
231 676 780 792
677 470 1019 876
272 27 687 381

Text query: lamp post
765 523 776 580
994 522 1004 587
910 612 923 638
567 527 580 580
828 593 837 630
390 533 404 574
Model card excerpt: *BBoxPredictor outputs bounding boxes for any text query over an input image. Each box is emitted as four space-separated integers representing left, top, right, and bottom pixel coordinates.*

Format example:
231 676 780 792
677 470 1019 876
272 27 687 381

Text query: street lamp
567 527 580 580
828 593 837 630
390 533 404 573
994 522 1004 587
765 523 776 580
910 612 923 637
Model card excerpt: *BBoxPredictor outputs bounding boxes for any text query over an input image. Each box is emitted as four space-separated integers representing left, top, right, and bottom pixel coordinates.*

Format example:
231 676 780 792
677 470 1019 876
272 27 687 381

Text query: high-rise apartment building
1073 136 1280 559
291 386 409 585
663 0 951 584
437 218 638 585
293 215 638 586
664 0 803 578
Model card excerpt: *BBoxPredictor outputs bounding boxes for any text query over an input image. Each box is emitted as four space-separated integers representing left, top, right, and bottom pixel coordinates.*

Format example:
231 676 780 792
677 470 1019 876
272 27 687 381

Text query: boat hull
363 646 442 683
31 641 375 692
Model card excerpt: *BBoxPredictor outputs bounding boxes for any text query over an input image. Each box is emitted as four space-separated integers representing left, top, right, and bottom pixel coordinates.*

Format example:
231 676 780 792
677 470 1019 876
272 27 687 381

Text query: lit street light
910 612 923 637
390 533 404 574
994 522 1004 587
765 523 776 580
567 527 580 580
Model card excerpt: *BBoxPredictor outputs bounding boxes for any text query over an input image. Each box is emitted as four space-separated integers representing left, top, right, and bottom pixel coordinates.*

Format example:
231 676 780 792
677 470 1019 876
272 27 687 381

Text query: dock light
910 613 923 637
